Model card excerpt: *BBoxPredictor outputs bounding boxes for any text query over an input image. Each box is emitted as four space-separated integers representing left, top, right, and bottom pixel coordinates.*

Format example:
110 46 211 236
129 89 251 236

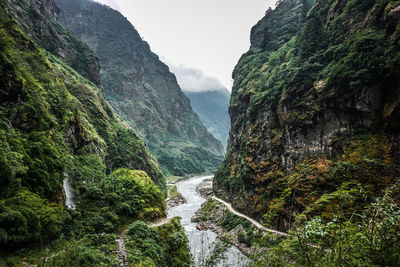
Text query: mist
169 64 228 93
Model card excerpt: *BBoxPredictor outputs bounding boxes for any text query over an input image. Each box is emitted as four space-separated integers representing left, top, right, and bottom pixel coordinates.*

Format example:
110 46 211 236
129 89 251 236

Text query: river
167 175 249 266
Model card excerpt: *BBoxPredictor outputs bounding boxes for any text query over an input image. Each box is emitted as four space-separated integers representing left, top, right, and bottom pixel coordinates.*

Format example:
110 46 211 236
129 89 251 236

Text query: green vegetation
218 211 251 232
40 235 118 266
151 138 223 177
195 198 282 257
203 239 232 267
215 0 400 264
167 184 182 201
217 0 400 220
217 212 256 247
67 168 165 236
183 89 231 149
0 0 190 265
251 182 400 266
197 198 219 221
57 0 224 177
126 218 191 267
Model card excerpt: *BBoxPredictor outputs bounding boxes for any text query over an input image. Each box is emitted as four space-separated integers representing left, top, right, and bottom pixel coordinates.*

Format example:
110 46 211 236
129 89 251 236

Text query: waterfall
63 173 76 210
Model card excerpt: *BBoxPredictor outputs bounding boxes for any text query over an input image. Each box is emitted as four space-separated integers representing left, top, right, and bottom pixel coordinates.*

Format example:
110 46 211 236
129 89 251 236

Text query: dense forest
0 0 190 265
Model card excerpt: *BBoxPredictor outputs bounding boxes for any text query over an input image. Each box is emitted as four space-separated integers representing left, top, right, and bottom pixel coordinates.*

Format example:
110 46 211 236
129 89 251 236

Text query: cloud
94 0 121 11
168 64 227 93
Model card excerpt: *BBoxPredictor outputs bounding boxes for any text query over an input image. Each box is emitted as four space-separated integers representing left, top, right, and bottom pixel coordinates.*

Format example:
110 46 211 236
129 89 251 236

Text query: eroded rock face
1 0 165 187
196 178 213 198
214 0 400 231
6 0 101 86
56 0 225 176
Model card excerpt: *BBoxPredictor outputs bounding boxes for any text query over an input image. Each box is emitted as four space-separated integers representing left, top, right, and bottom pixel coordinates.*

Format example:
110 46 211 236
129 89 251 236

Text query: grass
167 185 182 201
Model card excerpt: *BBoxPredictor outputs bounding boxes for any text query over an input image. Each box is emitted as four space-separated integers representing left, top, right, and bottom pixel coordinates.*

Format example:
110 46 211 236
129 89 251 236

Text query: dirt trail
148 217 172 227
116 229 128 267
115 217 173 266
212 196 288 236
212 196 323 249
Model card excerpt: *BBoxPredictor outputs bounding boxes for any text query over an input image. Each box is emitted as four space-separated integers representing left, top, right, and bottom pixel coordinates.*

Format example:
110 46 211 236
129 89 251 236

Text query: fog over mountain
166 64 231 149
169 64 228 93
94 0 275 90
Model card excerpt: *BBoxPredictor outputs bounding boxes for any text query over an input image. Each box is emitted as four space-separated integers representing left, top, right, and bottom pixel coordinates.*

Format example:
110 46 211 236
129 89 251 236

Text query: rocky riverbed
166 184 187 209
168 176 249 266
196 177 214 198
191 198 261 257
166 193 187 209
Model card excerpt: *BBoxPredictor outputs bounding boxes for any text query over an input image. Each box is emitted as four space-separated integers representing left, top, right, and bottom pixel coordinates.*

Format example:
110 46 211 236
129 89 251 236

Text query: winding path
116 217 174 266
211 196 288 237
116 229 128 267
212 196 323 250
148 218 172 227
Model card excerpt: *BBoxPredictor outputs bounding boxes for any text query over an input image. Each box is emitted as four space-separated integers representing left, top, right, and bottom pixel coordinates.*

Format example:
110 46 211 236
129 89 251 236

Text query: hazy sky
94 0 277 91
168 63 227 93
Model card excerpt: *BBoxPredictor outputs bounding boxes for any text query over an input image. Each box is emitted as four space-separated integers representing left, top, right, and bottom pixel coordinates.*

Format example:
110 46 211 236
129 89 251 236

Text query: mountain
56 0 224 177
214 0 400 252
0 0 190 265
183 89 231 150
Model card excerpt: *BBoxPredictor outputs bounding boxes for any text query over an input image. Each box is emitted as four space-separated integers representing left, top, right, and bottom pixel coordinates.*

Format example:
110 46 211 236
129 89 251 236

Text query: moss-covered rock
215 0 400 232
126 217 191 267
0 0 171 257
56 0 225 177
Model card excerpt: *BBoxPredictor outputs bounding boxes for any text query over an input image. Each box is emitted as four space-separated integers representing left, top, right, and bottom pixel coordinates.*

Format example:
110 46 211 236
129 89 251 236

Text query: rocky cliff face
56 0 224 176
184 89 231 150
214 0 400 231
3 0 164 188
6 0 101 86
0 0 173 254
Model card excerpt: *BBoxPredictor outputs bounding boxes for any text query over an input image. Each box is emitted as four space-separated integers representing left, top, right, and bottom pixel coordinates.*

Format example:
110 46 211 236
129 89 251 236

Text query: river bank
167 176 248 266
192 198 266 258
191 179 287 262
166 184 187 209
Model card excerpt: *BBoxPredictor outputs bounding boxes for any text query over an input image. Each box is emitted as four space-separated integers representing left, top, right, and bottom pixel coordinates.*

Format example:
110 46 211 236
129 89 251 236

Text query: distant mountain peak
57 0 224 176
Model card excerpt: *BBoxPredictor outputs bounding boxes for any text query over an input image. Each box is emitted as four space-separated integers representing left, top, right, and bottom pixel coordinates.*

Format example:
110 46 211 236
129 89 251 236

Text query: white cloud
168 64 227 93
93 0 278 92
95 0 277 92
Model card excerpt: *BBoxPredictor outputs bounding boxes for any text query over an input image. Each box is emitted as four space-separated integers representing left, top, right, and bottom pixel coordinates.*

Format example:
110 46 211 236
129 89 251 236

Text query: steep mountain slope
3 0 164 188
56 0 224 177
184 89 231 150
5 0 101 86
215 0 400 236
0 0 190 265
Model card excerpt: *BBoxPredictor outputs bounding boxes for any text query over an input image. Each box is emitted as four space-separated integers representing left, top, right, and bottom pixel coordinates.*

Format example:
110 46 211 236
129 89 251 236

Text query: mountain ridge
56 0 225 177
183 88 231 150
0 0 191 265
215 0 400 229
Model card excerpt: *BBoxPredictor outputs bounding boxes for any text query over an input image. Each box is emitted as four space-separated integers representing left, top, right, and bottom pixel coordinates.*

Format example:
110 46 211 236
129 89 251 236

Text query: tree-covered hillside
215 0 400 264
56 0 225 177
0 0 190 265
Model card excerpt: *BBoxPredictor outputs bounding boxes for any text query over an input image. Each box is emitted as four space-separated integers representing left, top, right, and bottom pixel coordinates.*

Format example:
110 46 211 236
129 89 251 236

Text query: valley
168 175 248 266
1 0 400 266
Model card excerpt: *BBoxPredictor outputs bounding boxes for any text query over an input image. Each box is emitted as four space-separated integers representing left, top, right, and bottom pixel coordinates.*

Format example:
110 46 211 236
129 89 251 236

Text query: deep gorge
1 0 400 266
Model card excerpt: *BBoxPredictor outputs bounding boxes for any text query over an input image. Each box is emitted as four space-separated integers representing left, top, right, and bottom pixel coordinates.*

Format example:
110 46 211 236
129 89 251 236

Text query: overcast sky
94 0 277 91
168 62 227 93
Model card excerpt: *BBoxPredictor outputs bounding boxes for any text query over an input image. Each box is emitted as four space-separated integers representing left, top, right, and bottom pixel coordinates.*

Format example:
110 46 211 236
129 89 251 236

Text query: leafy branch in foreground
251 182 400 266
